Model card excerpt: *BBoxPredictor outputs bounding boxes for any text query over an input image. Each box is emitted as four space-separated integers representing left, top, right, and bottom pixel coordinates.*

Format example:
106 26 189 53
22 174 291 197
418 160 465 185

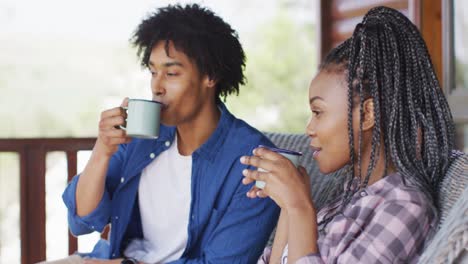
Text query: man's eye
167 72 178 77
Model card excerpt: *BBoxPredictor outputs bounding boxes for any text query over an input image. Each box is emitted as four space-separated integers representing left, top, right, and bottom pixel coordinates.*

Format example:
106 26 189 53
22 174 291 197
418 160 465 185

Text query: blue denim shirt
62 103 280 263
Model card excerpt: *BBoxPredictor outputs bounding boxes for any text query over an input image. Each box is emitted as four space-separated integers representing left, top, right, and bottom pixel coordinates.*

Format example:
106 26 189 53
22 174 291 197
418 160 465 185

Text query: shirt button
165 141 171 147
112 253 116 257
120 177 124 183
149 153 156 159
91 225 95 229
191 215 195 220
115 216 119 220
360 191 367 197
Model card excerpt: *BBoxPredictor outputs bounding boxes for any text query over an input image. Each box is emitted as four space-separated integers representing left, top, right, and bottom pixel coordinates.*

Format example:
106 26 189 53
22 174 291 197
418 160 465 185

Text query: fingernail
242 169 248 176
240 156 246 163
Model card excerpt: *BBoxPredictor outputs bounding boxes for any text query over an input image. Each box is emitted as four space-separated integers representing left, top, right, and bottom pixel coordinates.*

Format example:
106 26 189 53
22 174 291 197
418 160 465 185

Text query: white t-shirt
124 136 192 263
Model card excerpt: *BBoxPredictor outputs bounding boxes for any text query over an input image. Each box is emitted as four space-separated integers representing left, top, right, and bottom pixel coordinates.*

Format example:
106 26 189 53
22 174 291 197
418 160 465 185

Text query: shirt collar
192 102 234 162
134 102 234 162
361 172 403 196
342 172 404 196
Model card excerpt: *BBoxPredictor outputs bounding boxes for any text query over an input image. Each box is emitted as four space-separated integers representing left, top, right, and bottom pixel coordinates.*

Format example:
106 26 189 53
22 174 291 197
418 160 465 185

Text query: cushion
418 185 468 263
438 151 468 224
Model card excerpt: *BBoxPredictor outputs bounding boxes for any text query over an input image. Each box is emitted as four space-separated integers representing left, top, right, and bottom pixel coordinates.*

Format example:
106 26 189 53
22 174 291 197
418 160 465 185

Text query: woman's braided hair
318 6 455 231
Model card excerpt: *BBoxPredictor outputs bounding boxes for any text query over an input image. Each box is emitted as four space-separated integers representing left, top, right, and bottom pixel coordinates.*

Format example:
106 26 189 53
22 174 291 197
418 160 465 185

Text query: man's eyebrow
148 61 183 68
309 96 324 104
162 62 183 67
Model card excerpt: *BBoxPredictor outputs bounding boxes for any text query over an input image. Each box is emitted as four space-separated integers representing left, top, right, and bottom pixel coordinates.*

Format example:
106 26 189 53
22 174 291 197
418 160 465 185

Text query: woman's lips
310 146 322 158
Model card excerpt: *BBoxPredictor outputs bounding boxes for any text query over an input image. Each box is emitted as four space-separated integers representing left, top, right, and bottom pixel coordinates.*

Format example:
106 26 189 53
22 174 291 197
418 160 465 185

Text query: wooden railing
0 138 96 264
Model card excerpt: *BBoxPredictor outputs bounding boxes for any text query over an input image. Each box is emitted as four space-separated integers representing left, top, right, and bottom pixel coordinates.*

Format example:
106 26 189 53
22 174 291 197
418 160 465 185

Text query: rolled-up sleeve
62 175 112 236
257 246 272 264
62 144 126 236
295 253 323 264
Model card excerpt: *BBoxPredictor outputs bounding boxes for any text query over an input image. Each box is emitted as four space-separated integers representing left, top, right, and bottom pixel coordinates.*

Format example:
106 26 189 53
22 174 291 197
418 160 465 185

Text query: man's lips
152 99 167 107
156 102 168 110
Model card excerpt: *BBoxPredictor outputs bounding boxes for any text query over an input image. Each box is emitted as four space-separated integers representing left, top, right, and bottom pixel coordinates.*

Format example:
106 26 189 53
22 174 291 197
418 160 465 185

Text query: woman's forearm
286 201 318 263
270 209 289 264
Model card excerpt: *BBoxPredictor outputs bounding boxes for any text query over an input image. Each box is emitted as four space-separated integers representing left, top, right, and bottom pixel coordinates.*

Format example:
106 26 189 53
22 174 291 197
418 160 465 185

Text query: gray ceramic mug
255 145 303 189
120 99 163 139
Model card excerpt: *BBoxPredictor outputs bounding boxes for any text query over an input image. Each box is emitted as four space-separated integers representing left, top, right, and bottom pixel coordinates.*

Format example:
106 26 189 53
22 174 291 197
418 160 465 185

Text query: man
39 4 280 264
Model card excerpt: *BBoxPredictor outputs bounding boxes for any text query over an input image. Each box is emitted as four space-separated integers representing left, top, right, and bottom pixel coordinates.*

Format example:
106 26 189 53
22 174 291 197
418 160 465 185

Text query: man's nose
151 76 165 96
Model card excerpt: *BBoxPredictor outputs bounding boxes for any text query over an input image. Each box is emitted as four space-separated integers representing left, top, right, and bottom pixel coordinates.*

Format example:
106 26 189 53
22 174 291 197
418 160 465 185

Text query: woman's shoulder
368 173 431 206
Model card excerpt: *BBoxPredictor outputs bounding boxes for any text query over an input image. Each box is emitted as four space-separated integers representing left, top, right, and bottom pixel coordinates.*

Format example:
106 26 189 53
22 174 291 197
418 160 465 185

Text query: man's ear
362 98 375 131
203 75 217 88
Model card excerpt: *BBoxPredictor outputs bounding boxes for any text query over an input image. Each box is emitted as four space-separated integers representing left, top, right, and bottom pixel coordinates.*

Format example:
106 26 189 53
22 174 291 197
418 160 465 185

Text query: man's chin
160 119 176 127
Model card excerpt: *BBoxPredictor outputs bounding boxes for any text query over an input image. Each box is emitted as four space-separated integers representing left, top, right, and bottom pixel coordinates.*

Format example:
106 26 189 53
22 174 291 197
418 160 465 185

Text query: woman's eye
312 110 321 116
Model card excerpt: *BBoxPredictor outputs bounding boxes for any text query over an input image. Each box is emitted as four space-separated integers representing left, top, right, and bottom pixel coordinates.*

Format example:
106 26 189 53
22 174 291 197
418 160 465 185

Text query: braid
363 28 382 187
317 6 455 232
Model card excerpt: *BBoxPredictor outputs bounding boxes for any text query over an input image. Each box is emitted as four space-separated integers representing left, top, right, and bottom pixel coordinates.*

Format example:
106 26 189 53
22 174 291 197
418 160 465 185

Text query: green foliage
0 38 142 137
226 10 316 133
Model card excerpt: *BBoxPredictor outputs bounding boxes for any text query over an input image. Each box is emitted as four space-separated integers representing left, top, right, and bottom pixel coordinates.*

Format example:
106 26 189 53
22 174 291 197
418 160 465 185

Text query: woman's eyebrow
309 96 324 105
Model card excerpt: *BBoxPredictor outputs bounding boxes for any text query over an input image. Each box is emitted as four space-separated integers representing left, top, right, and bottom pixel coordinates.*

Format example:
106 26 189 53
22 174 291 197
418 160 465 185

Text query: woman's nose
306 117 316 137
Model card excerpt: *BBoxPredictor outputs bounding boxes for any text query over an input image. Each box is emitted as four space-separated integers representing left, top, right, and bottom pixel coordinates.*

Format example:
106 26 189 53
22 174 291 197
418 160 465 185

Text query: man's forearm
75 146 111 216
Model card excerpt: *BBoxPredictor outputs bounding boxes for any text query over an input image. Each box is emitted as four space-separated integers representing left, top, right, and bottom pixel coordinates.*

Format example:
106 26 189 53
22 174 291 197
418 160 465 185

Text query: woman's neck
353 140 396 187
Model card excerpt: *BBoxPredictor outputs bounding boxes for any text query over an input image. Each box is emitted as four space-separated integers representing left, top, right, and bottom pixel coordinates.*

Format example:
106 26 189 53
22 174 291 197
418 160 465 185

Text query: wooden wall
318 0 443 83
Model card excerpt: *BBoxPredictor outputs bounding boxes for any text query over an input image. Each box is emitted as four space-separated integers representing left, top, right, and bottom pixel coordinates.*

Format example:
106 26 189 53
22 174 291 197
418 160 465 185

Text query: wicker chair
265 132 468 264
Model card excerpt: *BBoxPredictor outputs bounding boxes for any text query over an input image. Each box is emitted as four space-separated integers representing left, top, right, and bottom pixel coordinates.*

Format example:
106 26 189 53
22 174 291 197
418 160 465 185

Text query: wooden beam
420 0 443 84
332 0 408 19
0 138 95 152
319 0 333 63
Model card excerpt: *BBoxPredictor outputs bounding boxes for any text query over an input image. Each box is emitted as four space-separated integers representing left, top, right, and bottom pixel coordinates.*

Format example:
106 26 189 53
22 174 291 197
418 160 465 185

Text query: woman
241 6 455 263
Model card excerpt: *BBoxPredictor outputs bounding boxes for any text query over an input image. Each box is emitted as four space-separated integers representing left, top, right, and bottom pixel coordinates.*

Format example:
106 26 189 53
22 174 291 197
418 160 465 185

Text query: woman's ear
362 98 375 131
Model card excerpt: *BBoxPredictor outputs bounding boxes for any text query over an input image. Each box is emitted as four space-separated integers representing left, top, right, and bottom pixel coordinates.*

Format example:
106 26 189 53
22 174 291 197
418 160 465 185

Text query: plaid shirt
258 173 436 264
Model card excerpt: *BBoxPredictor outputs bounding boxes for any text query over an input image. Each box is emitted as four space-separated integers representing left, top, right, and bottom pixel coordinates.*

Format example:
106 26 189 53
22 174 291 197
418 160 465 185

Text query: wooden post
420 0 443 84
20 146 46 264
66 151 78 255
319 0 333 63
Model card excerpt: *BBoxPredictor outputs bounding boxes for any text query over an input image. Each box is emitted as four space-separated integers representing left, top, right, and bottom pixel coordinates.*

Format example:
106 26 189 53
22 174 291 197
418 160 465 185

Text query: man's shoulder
228 117 273 148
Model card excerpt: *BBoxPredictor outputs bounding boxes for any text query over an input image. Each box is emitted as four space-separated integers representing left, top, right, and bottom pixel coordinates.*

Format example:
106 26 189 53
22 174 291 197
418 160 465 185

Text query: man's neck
176 103 221 156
